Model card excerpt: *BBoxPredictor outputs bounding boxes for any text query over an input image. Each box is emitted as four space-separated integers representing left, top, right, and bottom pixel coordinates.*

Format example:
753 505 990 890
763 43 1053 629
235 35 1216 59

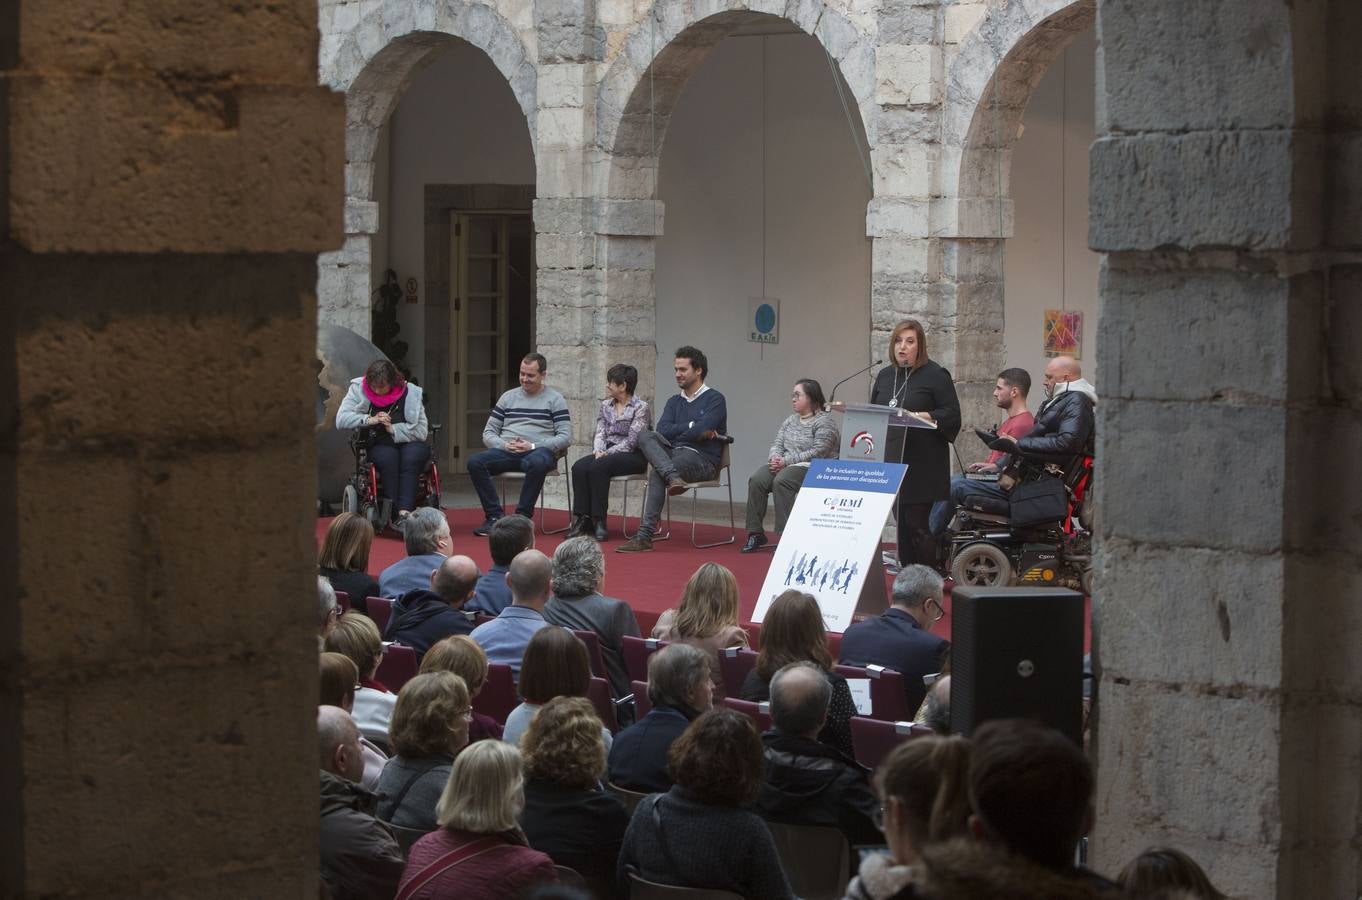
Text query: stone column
1089 1 1362 896
1 1 343 894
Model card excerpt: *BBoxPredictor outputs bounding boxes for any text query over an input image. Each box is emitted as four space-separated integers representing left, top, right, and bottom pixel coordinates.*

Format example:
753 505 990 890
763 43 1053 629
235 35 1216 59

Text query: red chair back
865 665 914 722
334 591 350 613
719 647 759 698
572 630 608 681
588 676 618 732
473 663 518 725
721 697 771 732
376 644 418 692
622 635 666 682
367 596 393 635
849 716 933 771
632 680 651 718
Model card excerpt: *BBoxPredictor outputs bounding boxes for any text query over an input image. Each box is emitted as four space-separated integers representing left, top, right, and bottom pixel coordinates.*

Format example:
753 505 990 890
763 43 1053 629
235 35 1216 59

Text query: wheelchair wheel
951 542 1014 588
341 484 360 514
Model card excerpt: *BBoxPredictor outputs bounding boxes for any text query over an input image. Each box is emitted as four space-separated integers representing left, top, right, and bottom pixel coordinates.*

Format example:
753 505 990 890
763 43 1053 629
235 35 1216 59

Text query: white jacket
335 377 429 444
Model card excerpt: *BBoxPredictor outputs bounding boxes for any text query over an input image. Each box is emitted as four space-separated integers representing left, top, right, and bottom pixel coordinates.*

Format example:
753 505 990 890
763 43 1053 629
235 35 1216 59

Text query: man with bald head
384 553 479 659
754 662 880 847
318 706 404 900
470 548 554 680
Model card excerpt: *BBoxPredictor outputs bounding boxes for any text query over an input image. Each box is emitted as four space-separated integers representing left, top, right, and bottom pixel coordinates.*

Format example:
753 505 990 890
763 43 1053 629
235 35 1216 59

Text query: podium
835 402 937 463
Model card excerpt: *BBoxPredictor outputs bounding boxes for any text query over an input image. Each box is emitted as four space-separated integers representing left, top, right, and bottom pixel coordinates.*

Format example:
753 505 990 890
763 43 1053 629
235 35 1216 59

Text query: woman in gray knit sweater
742 378 840 553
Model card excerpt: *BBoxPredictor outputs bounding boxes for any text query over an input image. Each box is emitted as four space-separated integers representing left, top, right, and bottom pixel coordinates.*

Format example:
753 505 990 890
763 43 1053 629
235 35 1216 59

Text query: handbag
1008 475 1068 527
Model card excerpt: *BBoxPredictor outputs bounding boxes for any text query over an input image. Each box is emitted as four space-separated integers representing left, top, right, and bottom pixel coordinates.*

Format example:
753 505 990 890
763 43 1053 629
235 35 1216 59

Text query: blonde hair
420 635 488 694
325 612 383 676
520 696 606 790
318 511 375 572
389 672 470 759
436 740 525 833
673 563 741 639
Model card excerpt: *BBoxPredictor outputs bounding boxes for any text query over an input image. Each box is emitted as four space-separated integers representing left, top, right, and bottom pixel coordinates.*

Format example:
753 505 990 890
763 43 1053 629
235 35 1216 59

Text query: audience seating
588 676 618 732
764 822 851 900
573 629 608 681
721 697 771 732
719 647 759 698
367 596 393 635
632 680 651 718
849 716 934 771
387 823 430 855
626 872 743 899
495 451 572 535
473 663 518 724
376 644 418 692
610 470 651 539
334 590 350 613
653 439 737 549
608 782 650 815
836 663 914 722
622 635 667 682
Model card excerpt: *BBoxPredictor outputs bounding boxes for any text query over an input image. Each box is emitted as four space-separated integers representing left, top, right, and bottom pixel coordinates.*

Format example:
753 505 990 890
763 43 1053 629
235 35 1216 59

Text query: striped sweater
482 386 572 452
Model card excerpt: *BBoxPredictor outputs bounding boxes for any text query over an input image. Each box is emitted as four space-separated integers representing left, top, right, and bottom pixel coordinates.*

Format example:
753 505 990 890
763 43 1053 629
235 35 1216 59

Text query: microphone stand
828 359 884 404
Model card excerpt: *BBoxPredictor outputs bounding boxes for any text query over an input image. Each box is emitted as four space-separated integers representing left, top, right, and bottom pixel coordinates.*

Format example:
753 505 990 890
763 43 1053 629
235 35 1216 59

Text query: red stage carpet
316 507 1090 652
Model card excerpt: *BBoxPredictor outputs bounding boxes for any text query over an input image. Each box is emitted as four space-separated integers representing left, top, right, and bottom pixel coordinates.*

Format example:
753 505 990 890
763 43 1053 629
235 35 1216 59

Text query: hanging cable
822 43 873 194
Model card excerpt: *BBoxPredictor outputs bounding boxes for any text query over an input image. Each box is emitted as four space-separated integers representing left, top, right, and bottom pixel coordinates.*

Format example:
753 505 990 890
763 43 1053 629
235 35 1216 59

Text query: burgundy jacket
397 827 556 900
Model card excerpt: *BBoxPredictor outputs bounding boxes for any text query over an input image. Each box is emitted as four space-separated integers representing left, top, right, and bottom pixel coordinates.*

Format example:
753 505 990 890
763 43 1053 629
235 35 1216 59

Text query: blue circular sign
754 303 776 334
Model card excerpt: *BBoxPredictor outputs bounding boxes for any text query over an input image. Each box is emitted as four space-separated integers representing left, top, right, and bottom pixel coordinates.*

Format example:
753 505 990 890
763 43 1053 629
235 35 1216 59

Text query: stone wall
1 0 344 895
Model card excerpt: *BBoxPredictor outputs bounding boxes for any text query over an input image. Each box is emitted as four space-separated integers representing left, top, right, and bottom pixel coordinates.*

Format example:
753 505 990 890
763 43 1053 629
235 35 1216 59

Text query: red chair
572 630 608 681
588 676 618 732
473 663 518 725
632 680 651 718
865 665 914 722
622 635 667 682
721 697 771 732
719 647 759 698
334 591 350 614
849 716 934 771
367 596 393 636
376 644 418 692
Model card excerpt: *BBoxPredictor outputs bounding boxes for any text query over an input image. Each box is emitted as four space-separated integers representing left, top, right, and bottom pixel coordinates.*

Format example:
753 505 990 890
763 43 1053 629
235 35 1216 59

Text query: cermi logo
849 431 875 457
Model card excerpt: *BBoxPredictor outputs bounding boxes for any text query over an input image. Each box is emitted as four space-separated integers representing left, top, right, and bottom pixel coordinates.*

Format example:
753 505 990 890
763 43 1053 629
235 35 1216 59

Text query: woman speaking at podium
869 319 960 570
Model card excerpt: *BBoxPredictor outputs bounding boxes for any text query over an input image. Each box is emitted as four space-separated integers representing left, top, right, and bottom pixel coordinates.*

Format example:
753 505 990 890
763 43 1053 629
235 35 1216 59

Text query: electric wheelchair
340 423 443 533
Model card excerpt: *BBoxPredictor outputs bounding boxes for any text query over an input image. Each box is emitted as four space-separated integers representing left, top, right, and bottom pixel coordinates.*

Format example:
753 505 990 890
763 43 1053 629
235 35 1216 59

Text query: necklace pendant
887 399 897 408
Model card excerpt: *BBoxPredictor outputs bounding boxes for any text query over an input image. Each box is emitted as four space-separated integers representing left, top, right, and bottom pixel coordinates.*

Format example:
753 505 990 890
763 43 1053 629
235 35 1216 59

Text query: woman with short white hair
397 741 558 900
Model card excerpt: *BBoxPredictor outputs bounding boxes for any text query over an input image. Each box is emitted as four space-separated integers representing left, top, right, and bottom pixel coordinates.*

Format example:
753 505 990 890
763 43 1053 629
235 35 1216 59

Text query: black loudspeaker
950 586 1085 744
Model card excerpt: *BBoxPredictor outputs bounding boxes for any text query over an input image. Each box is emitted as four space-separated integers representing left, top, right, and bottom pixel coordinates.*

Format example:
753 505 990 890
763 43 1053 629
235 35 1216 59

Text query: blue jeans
368 440 431 512
467 447 558 519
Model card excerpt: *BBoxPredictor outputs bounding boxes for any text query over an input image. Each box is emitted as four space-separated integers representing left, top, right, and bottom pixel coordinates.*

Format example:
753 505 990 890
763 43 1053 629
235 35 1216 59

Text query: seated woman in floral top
567 363 652 542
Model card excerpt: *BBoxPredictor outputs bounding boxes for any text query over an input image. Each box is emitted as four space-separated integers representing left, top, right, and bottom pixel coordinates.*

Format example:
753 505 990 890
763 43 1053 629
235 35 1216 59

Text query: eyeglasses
454 707 474 720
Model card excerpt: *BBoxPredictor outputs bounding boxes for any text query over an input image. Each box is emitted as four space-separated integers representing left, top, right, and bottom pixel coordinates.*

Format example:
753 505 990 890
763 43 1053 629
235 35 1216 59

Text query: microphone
829 360 884 404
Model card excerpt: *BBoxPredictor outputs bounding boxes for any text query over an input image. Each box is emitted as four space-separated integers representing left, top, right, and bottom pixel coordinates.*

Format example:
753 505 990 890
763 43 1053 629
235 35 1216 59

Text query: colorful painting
1043 308 1082 359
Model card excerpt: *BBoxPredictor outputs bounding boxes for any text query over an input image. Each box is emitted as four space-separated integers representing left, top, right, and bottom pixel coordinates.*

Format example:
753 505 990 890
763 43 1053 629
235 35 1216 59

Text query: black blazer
870 359 961 503
837 608 950 713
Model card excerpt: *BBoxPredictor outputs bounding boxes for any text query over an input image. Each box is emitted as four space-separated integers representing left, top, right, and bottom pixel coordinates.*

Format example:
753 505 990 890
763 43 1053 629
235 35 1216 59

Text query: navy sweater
655 388 728 466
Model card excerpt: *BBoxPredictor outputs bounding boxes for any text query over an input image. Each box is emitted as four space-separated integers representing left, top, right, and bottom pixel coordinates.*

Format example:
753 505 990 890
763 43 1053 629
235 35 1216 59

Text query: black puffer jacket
755 731 881 848
384 589 471 658
319 770 406 900
1015 380 1096 466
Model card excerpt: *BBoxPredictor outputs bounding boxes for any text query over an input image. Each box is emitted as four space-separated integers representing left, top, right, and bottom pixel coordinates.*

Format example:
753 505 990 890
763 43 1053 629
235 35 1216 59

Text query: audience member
325 612 396 747
319 575 341 649
838 565 950 713
543 536 642 701
384 554 479 658
567 362 652 542
520 696 631 889
420 635 504 742
740 589 855 757
399 740 558 899
1118 848 1227 900
320 652 387 790
617 708 793 899
470 548 553 679
468 514 534 616
608 643 714 793
755 662 880 848
916 674 951 734
617 346 727 554
503 626 611 750
375 671 472 831
319 512 380 617
842 734 972 900
466 352 573 537
318 705 404 900
651 562 750 698
742 377 838 553
378 507 451 598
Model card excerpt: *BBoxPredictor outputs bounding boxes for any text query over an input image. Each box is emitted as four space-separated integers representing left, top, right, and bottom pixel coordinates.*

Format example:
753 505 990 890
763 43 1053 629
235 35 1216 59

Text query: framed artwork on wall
1043 308 1082 359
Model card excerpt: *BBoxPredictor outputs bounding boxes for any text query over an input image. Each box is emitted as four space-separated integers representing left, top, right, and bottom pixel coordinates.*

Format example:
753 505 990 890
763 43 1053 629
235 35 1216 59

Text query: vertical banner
752 458 907 633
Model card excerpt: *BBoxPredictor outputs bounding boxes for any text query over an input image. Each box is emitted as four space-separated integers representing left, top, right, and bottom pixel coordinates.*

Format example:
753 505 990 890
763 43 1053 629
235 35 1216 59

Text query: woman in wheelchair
336 359 430 527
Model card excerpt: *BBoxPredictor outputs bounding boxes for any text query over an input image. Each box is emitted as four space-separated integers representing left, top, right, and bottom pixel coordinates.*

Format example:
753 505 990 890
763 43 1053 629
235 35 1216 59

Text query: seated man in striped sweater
467 353 573 536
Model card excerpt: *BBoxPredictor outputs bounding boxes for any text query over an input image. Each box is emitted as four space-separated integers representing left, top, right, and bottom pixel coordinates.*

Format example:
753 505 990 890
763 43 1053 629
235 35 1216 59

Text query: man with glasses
837 565 950 714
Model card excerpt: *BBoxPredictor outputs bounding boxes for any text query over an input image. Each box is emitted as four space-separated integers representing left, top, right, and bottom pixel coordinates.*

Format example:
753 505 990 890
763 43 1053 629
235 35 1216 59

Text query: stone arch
317 0 537 336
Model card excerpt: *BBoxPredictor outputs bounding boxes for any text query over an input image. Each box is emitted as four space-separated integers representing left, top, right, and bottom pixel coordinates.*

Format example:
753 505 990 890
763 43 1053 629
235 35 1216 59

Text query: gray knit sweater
767 411 840 465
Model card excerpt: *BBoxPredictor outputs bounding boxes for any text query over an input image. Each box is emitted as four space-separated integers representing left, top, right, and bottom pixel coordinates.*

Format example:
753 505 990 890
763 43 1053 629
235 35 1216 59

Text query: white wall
381 42 536 382
655 33 874 481
1004 30 1098 386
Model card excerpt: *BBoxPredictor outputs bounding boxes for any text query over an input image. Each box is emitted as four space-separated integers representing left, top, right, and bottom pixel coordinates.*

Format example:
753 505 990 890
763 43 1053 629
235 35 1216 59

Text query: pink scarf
363 379 405 407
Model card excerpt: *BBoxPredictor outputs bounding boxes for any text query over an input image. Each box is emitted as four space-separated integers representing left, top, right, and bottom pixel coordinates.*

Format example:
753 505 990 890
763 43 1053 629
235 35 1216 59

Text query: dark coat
543 590 642 701
870 360 961 503
318 770 405 900
740 669 856 759
608 705 694 793
521 778 630 885
1015 386 1095 466
754 731 881 848
321 567 381 618
383 589 472 658
838 608 950 714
